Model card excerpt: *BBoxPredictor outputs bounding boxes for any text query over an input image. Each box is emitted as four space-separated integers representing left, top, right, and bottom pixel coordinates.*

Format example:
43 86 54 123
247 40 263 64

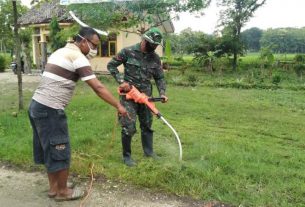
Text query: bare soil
0 163 208 207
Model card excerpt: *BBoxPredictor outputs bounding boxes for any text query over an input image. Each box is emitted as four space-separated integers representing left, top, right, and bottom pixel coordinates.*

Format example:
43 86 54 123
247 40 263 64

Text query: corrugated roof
18 1 73 26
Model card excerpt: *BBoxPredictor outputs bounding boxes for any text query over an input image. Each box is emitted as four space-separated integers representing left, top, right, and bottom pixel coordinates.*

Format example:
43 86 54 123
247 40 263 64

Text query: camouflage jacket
107 43 166 96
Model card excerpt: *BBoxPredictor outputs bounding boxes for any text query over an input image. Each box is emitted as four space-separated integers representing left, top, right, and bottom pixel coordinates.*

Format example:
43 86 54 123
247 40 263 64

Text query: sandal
54 188 85 202
47 182 75 198
48 192 57 198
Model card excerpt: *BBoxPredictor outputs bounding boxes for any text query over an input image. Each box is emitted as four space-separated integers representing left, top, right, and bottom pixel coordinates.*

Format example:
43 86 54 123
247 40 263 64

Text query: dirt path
0 71 207 207
0 70 41 83
0 165 205 207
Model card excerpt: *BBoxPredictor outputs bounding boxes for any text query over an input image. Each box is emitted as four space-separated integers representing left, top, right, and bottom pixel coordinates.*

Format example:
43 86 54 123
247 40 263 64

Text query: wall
91 31 164 73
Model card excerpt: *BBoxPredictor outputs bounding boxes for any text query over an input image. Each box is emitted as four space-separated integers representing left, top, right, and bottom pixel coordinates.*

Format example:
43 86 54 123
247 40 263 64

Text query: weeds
1 69 305 206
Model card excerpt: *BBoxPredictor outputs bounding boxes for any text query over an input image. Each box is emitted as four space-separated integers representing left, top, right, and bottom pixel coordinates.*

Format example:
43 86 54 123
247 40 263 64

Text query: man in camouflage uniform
107 27 168 167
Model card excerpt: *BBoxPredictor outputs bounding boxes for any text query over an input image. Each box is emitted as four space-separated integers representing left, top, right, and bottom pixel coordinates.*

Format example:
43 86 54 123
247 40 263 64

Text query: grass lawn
0 76 305 206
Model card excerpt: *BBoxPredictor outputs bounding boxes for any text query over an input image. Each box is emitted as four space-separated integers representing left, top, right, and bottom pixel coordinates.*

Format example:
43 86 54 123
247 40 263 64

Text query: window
109 41 116 56
99 33 117 57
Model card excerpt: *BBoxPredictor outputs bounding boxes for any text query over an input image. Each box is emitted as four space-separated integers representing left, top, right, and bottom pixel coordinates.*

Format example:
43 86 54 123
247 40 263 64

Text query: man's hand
86 78 128 116
160 95 168 103
119 82 132 93
117 104 128 116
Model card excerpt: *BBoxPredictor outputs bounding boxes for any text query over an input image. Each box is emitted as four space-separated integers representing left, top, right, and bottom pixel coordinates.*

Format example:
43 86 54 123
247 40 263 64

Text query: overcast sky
21 0 305 34
173 0 305 34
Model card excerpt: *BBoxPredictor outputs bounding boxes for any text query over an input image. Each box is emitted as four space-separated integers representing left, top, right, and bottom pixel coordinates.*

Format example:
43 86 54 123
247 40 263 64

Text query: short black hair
74 27 100 42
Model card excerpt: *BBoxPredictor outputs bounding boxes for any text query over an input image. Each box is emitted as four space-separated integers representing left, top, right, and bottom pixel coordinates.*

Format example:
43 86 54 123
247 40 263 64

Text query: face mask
145 41 158 53
78 34 98 59
85 40 98 59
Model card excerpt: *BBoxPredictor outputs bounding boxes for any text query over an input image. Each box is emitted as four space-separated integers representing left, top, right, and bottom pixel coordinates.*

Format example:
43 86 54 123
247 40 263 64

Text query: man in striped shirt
28 27 127 201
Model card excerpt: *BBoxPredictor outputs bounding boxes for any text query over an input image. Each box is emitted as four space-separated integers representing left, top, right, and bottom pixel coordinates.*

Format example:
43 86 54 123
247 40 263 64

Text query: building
18 1 175 72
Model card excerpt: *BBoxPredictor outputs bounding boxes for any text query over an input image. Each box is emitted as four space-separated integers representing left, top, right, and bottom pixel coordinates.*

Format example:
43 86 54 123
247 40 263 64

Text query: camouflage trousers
119 95 154 158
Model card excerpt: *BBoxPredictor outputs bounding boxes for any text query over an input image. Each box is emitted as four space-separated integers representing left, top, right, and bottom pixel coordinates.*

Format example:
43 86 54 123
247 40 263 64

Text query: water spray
119 86 182 161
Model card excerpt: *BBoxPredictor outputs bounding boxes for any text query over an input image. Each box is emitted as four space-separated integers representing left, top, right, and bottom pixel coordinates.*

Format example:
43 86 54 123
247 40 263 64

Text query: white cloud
21 0 31 8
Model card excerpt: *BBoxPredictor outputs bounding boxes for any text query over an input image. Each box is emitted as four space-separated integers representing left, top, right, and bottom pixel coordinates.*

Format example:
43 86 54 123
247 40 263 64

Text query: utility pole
12 0 23 110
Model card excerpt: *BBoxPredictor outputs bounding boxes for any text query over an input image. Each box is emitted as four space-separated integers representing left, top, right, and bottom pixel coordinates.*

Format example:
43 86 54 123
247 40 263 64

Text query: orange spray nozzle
119 86 160 116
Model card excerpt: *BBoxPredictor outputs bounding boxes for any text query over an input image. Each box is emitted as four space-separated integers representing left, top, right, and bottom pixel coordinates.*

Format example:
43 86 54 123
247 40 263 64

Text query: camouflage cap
143 27 163 45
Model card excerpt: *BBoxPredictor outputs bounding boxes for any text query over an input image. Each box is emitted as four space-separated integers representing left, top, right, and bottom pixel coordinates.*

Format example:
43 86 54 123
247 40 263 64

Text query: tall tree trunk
12 0 23 110
21 43 32 74
233 52 237 71
232 25 242 71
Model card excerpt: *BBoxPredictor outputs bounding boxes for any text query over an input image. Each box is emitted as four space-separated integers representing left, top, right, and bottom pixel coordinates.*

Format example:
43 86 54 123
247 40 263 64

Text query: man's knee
122 126 136 137
140 124 153 133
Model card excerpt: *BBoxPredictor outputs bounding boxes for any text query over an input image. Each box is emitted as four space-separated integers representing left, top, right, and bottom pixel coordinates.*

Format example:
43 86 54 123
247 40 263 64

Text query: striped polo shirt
32 43 96 109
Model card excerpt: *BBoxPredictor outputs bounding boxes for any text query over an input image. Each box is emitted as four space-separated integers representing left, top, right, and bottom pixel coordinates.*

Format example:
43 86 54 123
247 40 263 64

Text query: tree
167 33 181 55
170 28 208 55
191 33 218 70
0 0 28 54
19 28 33 74
0 0 31 75
49 17 66 52
241 27 262 52
260 27 305 54
12 0 23 110
215 26 242 58
68 0 211 35
164 37 172 62
217 0 266 71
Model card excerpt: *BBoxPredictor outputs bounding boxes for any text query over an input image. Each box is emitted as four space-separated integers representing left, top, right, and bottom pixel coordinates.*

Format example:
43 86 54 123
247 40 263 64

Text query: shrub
0 55 6 72
272 74 281 85
294 63 305 79
259 47 274 69
187 74 198 87
171 75 183 86
293 54 305 79
293 54 305 63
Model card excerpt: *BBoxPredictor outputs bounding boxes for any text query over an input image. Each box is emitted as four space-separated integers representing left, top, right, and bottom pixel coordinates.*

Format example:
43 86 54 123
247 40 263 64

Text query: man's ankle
123 157 137 167
144 153 160 160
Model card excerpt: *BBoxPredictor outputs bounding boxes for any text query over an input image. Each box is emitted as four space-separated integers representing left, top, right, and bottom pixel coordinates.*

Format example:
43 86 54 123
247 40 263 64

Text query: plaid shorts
28 100 71 173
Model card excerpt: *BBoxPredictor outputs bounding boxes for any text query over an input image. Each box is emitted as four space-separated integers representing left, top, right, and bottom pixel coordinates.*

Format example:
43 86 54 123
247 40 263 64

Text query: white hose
69 11 108 35
160 116 182 161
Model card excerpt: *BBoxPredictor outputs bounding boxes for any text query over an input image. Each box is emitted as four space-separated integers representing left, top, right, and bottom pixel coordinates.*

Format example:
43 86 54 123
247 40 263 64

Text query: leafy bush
272 74 281 85
293 54 305 63
294 63 305 79
187 74 198 86
164 38 172 62
259 47 274 68
0 55 6 72
292 54 305 79
49 17 66 52
170 75 183 85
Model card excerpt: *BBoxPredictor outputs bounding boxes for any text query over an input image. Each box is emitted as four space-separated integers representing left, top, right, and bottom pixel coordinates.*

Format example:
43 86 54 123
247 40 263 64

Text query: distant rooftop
18 1 73 26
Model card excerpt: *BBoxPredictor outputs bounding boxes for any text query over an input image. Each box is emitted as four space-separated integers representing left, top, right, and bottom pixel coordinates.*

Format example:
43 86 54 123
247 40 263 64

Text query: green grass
1 76 305 206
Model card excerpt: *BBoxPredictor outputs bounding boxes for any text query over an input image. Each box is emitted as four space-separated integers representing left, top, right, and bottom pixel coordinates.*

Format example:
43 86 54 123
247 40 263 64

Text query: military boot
123 156 136 167
122 133 136 166
141 130 159 159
